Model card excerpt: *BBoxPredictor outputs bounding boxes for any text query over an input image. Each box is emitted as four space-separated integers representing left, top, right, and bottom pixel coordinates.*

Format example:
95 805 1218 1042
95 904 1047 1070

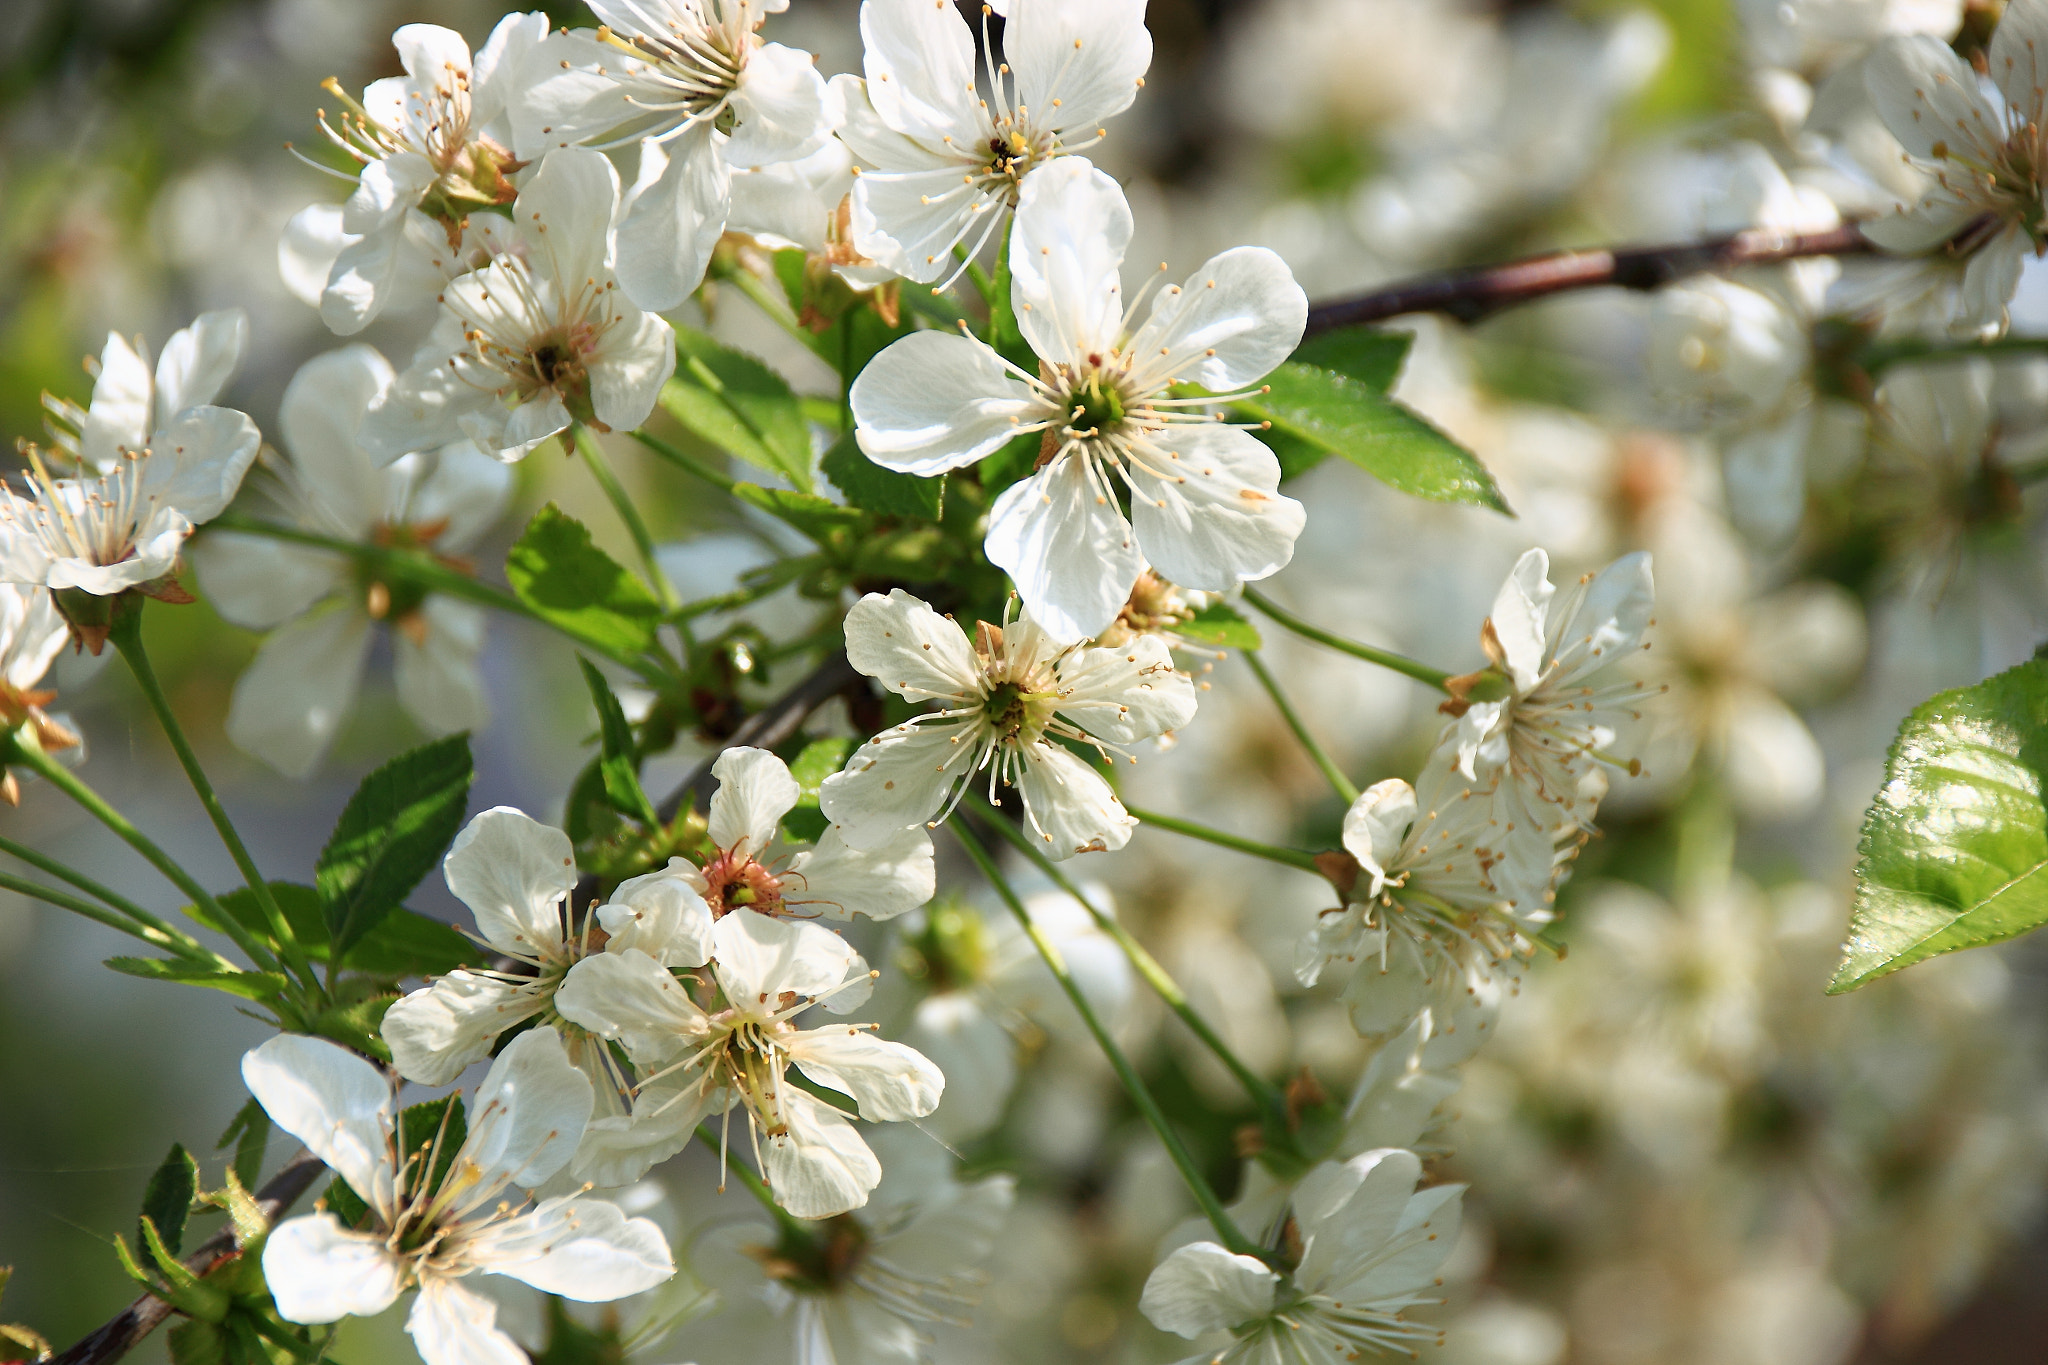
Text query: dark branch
1303 222 1872 335
654 650 865 823
53 1150 327 1365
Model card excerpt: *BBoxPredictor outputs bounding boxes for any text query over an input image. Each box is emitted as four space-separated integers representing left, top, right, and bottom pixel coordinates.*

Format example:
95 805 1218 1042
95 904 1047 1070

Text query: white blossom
246 1029 672 1365
1140 1149 1462 1365
363 147 676 463
555 907 942 1219
0 583 79 799
513 0 833 310
40 311 249 476
818 588 1197 858
191 346 512 778
851 159 1307 641
832 0 1152 282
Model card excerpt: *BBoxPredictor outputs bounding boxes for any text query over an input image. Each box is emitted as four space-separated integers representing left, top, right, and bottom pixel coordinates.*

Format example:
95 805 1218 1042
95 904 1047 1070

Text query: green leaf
661 330 813 490
1833 657 2048 993
578 657 658 826
186 882 479 980
1240 361 1507 510
306 994 394 1061
395 1096 467 1202
317 735 474 962
1288 327 1412 390
820 430 942 521
321 1174 371 1231
506 504 665 658
140 1143 201 1257
732 482 870 542
104 958 289 1001
1176 601 1262 651
782 735 852 844
215 1099 270 1194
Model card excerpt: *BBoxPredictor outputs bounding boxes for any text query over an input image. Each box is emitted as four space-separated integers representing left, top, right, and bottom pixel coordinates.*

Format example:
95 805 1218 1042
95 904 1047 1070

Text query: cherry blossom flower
245 1029 673 1365
554 907 942 1219
833 0 1152 281
363 147 676 463
191 346 512 778
0 584 78 803
40 311 248 476
1141 1149 1462 1365
850 160 1307 641
292 14 548 335
513 0 832 310
818 589 1197 858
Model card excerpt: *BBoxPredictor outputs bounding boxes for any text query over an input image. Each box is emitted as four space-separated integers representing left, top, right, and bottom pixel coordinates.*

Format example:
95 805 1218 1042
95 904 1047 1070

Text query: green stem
109 610 317 990
209 514 673 685
11 740 280 972
953 822 1262 1258
631 428 738 494
1241 587 1453 691
575 425 682 614
1123 804 1326 874
1243 650 1359 804
693 1123 810 1237
971 799 1285 1115
0 868 225 962
0 833 222 965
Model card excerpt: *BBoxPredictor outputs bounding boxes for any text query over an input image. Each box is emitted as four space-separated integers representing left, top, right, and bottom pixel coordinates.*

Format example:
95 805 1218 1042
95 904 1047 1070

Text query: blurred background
5 0 2048 1362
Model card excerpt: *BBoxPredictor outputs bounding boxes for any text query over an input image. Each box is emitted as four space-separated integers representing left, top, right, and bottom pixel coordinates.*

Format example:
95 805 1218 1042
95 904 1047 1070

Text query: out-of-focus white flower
41 310 249 476
1859 2 2048 335
1141 1149 1463 1364
191 346 512 777
851 161 1307 640
819 589 1197 858
244 1029 673 1365
834 0 1152 282
363 148 676 462
294 14 547 334
556 908 940 1218
514 0 831 310
1739 0 1963 136
0 584 78 799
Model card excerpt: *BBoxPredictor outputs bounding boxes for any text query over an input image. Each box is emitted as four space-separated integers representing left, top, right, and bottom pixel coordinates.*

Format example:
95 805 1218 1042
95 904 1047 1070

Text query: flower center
751 1213 870 1294
701 848 785 917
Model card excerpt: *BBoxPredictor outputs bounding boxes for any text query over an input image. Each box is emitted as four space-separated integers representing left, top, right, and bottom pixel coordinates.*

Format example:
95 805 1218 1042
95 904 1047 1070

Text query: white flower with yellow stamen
363 147 676 463
850 160 1306 641
245 1028 673 1365
833 0 1152 283
40 310 248 476
818 589 1198 858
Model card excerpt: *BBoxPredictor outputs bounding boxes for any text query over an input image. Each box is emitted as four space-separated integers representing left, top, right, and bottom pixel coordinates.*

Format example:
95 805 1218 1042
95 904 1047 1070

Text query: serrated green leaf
104 957 289 1001
1176 601 1262 651
1833 657 2048 993
507 504 665 658
788 736 854 796
317 736 474 961
184 882 479 979
1289 327 1412 390
140 1143 201 1257
820 430 942 520
732 482 871 542
662 329 813 490
216 1099 270 1194
307 994 395 1061
1241 361 1507 510
321 1174 371 1230
395 1096 467 1202
578 657 658 827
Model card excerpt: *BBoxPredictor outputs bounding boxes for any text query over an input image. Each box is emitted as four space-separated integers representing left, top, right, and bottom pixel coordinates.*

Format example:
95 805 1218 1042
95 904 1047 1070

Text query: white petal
262 1215 405 1325
1341 780 1417 895
1722 685 1826 818
710 908 861 1004
190 533 344 631
1989 0 2048 115
852 331 1042 475
1132 246 1307 391
480 393 571 461
510 32 632 156
1011 158 1130 361
709 746 802 857
841 588 982 699
859 0 983 146
1551 551 1654 674
444 807 577 960
1865 34 2003 161
727 42 833 166
278 346 392 535
1051 635 1198 744
1347 1183 1464 1301
849 167 998 282
785 823 936 922
322 218 420 337
1488 549 1554 691
901 993 1015 1141
1126 424 1302 595
459 1026 595 1194
280 204 348 310
343 152 438 236
146 405 260 525
405 441 515 551
1012 742 1133 859
363 315 483 460
153 309 249 425
554 949 705 1064
597 859 715 967
1138 1242 1279 1339
0 586 68 692
1960 224 2027 332
383 972 548 1087
817 720 977 848
831 72 951 172
567 1080 702 1189
79 331 152 467
986 456 1143 643
519 147 617 293
616 129 729 312
394 598 491 735
241 1034 394 1215
407 1278 531 1365
223 607 372 780
1294 1149 1422 1291
1007 0 1151 132
761 1088 881 1219
468 1194 673 1299
786 1027 943 1121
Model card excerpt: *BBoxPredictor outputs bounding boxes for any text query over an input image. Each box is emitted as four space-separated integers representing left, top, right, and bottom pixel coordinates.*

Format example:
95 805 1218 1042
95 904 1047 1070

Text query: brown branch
654 650 865 823
1303 222 1872 335
52 1150 326 1365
